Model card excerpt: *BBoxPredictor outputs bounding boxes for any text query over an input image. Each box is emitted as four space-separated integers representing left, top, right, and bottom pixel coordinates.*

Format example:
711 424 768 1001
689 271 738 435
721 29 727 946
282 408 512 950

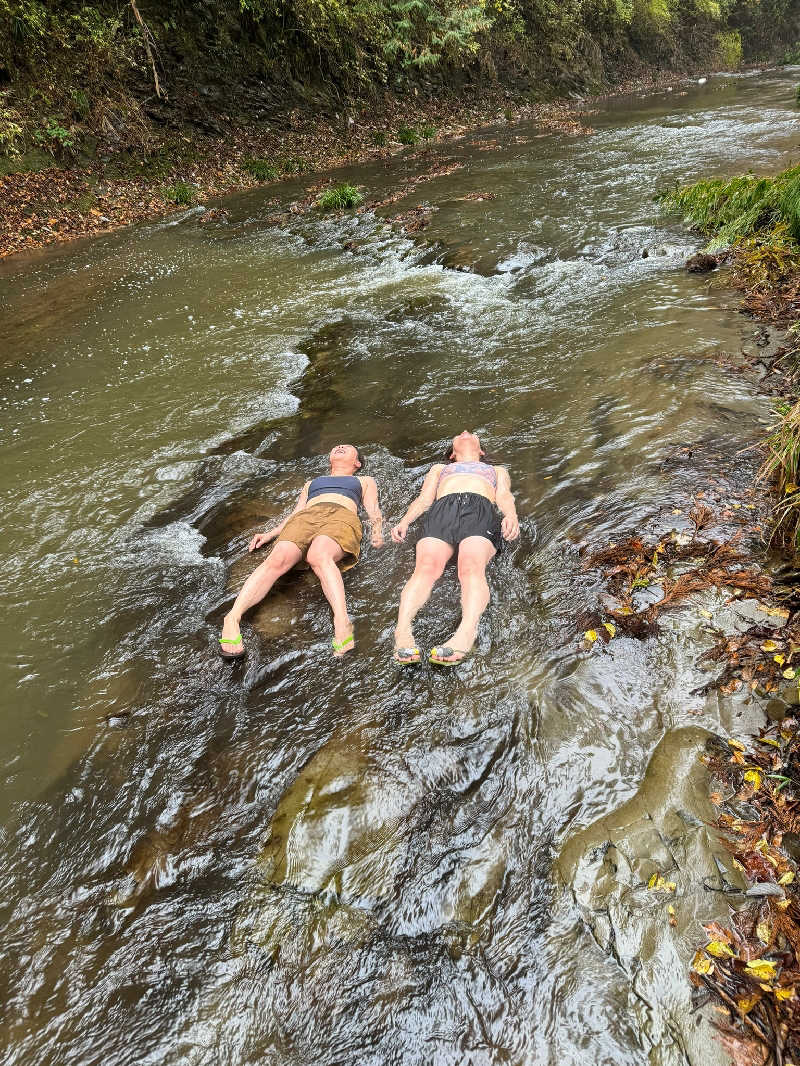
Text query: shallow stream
3 68 800 1066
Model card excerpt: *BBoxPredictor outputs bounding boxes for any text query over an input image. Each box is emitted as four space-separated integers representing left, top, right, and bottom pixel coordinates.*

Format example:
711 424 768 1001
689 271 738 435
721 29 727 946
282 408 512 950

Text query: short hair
355 448 365 472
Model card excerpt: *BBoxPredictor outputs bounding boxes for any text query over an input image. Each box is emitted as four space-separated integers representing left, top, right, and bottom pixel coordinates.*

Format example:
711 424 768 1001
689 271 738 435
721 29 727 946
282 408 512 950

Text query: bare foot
393 627 420 663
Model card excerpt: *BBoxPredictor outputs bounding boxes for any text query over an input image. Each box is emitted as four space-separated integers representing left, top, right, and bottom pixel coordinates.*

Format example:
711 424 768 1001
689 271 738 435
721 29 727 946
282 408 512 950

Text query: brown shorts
276 503 363 571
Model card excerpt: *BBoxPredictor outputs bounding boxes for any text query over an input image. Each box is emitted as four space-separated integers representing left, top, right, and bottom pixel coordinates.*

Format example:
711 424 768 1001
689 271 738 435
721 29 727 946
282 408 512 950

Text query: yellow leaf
667 904 676 915
699 609 713 619
648 872 658 889
617 606 633 616
666 881 677 892
775 987 795 1001
745 959 777 981
693 951 713 975
775 654 786 666
744 769 762 790
779 871 795 885
737 994 760 1014
757 922 770 945
603 622 616 637
762 640 778 652
779 898 792 910
584 630 598 643
672 509 682 515
759 736 781 747
783 669 797 680
728 739 746 751
707 940 735 958
73 557 79 564
785 483 798 494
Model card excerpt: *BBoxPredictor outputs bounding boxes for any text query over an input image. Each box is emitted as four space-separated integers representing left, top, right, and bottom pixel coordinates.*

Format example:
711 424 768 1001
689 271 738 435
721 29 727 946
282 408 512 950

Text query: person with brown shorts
391 430 519 666
219 444 383 659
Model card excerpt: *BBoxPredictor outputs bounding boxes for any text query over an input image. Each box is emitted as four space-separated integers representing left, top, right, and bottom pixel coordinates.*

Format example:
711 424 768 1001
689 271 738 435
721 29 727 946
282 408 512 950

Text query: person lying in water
391 430 519 665
219 444 384 659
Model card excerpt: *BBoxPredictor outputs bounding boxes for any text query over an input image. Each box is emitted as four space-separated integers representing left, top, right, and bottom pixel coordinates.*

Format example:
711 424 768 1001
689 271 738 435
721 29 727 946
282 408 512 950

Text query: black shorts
420 492 502 552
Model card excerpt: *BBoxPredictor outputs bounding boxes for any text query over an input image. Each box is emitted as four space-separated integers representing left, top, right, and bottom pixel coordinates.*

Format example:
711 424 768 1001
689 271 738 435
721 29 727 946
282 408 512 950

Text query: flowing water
2 69 800 1066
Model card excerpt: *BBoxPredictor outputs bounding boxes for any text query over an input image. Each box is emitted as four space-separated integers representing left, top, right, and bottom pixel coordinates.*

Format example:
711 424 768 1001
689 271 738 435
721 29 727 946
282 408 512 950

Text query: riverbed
2 68 799 1066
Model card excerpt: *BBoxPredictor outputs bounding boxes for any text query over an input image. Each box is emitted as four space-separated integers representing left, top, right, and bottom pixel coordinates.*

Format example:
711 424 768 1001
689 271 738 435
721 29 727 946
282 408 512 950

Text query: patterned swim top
438 461 497 488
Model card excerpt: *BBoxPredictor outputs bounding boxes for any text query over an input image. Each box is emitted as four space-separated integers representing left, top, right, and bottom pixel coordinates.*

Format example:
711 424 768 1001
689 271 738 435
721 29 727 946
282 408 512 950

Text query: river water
1 69 799 1066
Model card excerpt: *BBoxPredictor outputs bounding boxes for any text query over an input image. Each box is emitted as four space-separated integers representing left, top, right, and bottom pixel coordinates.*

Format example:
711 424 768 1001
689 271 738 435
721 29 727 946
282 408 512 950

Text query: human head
449 430 484 461
328 443 363 474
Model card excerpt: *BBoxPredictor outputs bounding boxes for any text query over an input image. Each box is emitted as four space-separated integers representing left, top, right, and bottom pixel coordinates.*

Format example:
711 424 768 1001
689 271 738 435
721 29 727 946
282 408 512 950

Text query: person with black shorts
391 431 520 665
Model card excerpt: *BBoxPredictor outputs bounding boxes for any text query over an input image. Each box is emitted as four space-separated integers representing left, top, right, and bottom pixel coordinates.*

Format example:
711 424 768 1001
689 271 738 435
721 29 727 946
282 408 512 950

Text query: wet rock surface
556 727 738 1066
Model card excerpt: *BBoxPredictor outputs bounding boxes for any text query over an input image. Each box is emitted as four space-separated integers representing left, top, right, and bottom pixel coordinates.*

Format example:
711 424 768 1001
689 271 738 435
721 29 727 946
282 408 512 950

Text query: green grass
397 126 419 145
317 183 362 210
759 401 800 548
419 123 437 140
163 180 195 205
243 158 279 181
656 164 800 250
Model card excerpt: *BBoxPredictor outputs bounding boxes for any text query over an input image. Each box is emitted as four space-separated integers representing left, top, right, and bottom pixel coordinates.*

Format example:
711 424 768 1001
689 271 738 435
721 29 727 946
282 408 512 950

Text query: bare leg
394 538 453 653
305 535 351 653
437 536 496 662
220 541 303 652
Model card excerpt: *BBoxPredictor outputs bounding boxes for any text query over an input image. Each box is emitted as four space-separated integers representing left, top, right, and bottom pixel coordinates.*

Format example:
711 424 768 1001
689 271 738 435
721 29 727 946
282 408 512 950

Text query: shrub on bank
317 182 362 209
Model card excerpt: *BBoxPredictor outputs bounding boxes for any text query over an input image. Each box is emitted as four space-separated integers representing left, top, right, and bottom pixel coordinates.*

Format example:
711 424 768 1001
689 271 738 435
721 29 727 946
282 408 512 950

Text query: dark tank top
307 475 363 506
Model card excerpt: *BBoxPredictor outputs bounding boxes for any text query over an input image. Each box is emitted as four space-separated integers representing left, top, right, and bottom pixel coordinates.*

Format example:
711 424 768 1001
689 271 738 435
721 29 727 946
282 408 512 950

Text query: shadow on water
3 69 800 1066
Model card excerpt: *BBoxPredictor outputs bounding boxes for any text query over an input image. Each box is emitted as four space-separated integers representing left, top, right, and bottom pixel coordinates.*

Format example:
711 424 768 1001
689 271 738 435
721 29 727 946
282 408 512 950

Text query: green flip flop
218 633 245 660
332 633 354 656
429 646 470 666
393 646 421 665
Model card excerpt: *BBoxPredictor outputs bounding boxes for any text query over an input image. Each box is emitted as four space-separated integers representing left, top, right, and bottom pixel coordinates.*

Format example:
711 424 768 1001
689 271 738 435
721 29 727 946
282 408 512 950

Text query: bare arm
360 476 384 548
391 465 443 543
248 481 310 551
495 467 519 541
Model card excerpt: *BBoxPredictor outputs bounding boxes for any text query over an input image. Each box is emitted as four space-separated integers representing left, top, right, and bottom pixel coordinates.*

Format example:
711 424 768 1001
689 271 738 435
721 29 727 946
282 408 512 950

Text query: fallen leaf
757 922 770 945
775 654 786 665
737 994 760 1014
783 668 797 680
744 959 777 981
603 622 616 637
707 940 735 958
744 769 762 790
775 986 795 1000
692 950 714 975
616 606 633 616
762 640 778 652
699 608 713 619
779 871 795 885
584 629 598 643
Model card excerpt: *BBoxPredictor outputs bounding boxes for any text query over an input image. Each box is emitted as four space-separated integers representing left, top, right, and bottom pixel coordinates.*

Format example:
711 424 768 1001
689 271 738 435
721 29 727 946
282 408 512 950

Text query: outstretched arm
360 476 384 547
248 481 310 551
391 465 443 543
495 467 519 541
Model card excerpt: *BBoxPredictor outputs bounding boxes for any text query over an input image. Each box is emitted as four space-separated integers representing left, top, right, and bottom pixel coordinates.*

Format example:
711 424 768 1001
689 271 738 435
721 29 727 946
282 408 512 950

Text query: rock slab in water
556 726 740 1066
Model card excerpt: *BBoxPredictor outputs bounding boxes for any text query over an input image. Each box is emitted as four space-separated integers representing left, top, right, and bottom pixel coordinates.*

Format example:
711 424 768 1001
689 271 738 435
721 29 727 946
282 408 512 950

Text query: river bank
0 69 733 261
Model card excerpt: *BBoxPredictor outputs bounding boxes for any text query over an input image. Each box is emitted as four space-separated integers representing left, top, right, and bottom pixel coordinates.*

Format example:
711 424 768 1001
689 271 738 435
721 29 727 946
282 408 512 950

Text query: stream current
2 69 800 1066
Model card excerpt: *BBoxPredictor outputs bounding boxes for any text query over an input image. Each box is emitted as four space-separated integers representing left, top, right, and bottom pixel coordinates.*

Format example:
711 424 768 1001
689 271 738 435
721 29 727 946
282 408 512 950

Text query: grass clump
243 158 279 182
759 401 800 548
420 123 437 140
657 164 800 250
163 180 195 205
317 183 362 210
397 126 420 145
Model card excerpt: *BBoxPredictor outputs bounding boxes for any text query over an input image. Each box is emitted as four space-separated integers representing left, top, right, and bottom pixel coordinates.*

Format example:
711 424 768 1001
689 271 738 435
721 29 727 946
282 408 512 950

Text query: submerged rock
556 726 740 1066
686 252 719 273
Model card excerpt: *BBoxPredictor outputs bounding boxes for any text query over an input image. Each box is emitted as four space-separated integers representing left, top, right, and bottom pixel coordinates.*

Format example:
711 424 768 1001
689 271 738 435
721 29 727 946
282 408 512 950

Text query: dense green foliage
0 0 798 160
657 165 800 248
